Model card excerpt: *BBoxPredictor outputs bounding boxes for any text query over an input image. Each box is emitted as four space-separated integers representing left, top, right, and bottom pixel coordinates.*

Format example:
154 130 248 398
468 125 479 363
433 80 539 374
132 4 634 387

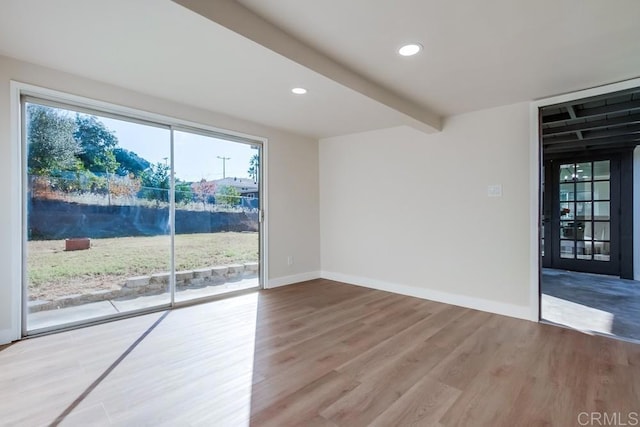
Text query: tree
114 148 151 177
27 104 82 174
175 180 194 205
192 179 217 210
216 185 241 206
140 162 170 204
247 153 260 182
74 115 119 174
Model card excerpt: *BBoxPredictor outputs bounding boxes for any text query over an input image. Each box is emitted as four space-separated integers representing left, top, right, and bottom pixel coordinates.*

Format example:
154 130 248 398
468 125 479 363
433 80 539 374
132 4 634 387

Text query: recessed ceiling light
291 87 307 95
398 43 422 56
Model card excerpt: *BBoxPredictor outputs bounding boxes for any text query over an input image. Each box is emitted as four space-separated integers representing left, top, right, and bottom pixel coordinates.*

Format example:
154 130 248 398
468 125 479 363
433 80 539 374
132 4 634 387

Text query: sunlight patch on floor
541 294 614 335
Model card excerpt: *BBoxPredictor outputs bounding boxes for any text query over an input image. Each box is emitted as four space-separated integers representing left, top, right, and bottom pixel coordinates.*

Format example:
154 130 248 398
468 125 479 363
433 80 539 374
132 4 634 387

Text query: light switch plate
488 184 503 197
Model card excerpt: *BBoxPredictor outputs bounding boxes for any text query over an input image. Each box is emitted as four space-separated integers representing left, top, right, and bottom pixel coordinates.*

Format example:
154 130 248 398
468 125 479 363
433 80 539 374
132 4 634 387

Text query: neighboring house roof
213 177 259 195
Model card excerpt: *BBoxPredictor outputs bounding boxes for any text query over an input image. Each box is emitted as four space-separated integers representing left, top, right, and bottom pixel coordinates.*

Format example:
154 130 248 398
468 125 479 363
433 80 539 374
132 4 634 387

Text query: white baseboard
321 271 533 321
267 271 321 289
0 328 16 345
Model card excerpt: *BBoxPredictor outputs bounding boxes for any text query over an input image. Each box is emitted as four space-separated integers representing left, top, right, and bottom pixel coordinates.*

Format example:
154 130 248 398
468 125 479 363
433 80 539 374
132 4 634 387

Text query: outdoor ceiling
541 88 640 154
1 0 640 139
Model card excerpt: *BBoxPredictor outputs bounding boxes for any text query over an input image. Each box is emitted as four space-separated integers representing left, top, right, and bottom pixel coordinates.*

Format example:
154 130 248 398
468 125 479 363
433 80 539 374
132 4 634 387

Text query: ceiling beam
544 135 640 153
565 105 583 140
541 111 571 123
544 123 640 145
543 99 640 126
172 0 442 134
542 112 640 137
577 99 640 117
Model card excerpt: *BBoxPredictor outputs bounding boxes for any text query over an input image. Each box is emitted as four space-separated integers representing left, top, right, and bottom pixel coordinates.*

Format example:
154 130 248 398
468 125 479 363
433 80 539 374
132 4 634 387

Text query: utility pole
217 156 231 178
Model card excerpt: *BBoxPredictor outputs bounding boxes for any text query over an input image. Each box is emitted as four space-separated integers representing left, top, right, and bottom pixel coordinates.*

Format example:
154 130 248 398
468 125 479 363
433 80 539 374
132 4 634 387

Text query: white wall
320 103 532 319
0 55 320 343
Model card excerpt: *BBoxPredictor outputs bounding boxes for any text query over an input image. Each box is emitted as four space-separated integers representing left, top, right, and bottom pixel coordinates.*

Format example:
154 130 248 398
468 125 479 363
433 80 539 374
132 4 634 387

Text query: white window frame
10 81 268 339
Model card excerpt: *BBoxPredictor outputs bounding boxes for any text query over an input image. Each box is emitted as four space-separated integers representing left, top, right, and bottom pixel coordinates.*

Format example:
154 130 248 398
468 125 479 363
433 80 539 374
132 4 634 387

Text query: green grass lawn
27 232 259 300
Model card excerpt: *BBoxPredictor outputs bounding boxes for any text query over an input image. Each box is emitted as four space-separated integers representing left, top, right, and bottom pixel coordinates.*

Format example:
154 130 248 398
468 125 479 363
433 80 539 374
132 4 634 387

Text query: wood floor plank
254 290 390 357
321 309 493 426
250 370 359 427
438 318 549 426
369 375 461 427
0 279 638 427
429 314 526 391
0 312 163 427
332 304 467 382
320 341 455 426
251 301 437 414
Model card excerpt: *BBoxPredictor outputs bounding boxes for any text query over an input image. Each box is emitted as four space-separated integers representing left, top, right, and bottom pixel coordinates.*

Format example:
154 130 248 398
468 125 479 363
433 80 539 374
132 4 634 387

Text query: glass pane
581 222 592 241
173 130 260 304
560 221 575 239
577 241 592 260
576 182 591 201
593 161 610 180
594 222 610 241
594 241 611 261
560 202 575 220
575 202 592 220
560 164 576 182
25 102 171 332
594 181 610 200
560 183 575 201
574 221 587 241
560 240 575 258
594 202 610 220
575 162 592 181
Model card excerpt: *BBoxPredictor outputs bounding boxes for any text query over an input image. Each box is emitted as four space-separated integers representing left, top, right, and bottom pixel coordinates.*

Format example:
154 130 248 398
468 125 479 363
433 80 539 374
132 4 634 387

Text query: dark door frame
543 148 634 279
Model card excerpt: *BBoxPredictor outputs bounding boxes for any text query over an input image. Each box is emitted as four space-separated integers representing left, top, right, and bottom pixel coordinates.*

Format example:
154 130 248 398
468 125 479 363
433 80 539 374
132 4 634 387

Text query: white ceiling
1 0 640 139
238 0 640 116
0 0 412 138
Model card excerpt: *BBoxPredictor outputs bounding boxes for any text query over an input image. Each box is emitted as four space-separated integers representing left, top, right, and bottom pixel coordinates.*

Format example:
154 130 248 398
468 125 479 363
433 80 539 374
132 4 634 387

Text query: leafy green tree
113 148 150 177
74 115 119 174
175 181 194 204
216 185 241 206
140 162 170 204
27 104 82 174
139 164 194 205
247 153 260 182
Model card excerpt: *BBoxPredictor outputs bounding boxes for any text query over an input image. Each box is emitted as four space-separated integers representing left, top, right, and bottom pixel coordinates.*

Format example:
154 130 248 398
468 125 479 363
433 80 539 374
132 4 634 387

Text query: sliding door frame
11 81 268 339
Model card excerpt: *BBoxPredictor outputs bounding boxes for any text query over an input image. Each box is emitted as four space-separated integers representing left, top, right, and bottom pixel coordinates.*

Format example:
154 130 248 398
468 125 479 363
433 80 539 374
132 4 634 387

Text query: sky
100 116 258 182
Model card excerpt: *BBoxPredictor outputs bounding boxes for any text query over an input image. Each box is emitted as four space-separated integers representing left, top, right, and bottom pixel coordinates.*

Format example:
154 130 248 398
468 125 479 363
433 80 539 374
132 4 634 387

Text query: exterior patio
541 268 640 342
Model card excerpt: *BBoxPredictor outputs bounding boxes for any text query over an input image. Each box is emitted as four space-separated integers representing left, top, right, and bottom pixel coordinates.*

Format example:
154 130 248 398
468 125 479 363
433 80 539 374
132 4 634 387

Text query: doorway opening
539 86 640 342
21 92 264 335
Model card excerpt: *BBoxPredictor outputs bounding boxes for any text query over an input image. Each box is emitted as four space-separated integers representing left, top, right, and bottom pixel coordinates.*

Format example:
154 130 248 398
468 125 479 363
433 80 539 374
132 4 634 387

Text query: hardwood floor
0 279 638 426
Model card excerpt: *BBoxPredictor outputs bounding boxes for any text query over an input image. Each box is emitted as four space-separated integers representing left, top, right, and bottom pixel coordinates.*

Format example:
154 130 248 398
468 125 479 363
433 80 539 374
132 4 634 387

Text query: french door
543 157 620 275
22 96 263 335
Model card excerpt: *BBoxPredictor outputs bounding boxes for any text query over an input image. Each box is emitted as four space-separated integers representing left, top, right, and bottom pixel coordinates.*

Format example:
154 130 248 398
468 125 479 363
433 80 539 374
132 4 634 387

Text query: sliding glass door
173 130 260 304
23 97 262 334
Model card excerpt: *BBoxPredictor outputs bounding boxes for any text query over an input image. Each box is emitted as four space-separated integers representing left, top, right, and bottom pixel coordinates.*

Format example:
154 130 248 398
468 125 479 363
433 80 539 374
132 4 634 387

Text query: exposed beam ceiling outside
541 88 640 153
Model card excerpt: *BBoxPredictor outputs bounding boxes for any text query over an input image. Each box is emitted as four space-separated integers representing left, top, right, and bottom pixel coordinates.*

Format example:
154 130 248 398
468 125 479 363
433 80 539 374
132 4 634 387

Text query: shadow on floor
0 342 15 352
541 268 640 341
